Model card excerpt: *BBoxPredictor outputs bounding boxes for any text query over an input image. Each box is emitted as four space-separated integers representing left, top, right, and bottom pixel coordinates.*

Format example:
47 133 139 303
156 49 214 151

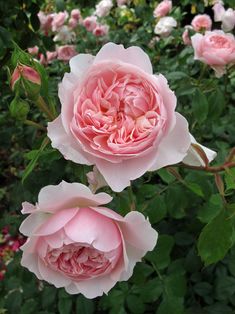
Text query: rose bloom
93 24 109 37
71 9 81 21
83 16 97 32
57 45 77 61
191 30 235 77
38 11 54 34
53 26 76 43
27 46 39 56
221 9 235 32
48 42 216 191
68 17 78 29
117 0 129 7
46 51 57 64
95 0 113 17
52 11 69 32
153 0 172 18
191 14 212 32
20 181 157 298
154 16 177 37
182 25 193 46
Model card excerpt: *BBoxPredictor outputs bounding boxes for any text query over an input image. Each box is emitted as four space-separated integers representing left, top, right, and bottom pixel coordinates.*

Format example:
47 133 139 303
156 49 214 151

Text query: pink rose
20 181 157 298
27 46 39 56
191 14 212 32
47 43 216 191
93 24 109 36
182 25 193 46
38 11 54 34
71 9 81 21
83 16 97 32
153 0 172 18
68 18 78 29
46 51 57 63
52 11 68 32
57 45 77 61
117 0 129 6
191 30 235 77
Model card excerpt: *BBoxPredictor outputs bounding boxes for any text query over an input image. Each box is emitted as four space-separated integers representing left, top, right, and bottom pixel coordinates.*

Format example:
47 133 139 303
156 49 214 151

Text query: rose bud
10 64 41 100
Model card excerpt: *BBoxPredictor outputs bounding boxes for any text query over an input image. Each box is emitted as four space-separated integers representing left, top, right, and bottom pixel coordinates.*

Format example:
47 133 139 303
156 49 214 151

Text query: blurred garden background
0 0 235 313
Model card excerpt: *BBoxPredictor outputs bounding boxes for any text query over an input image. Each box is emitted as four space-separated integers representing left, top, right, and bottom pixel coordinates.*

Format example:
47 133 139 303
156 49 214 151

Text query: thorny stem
177 161 235 173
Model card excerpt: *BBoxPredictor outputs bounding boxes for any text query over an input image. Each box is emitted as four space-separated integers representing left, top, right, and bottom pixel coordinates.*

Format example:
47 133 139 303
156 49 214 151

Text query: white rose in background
154 16 177 37
95 0 113 17
53 26 76 43
212 2 235 32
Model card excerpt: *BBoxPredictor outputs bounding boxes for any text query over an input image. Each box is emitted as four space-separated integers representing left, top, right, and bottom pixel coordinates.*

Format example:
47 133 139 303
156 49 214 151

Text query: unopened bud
10 64 41 100
10 97 30 121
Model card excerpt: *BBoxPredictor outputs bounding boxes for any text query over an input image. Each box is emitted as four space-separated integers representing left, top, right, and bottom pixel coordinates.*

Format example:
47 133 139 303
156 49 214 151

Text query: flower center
45 243 120 280
71 63 166 157
210 35 230 48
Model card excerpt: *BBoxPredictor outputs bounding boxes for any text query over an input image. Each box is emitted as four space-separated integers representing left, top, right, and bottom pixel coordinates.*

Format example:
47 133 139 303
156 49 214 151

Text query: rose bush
20 181 157 298
48 42 216 192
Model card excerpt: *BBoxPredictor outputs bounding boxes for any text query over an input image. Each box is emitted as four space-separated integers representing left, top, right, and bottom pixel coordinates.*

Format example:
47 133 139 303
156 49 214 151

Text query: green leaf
192 89 209 123
76 295 95 314
197 194 223 223
193 282 212 297
146 235 174 270
197 210 234 266
208 88 225 120
184 181 204 198
215 275 235 301
126 295 145 314
157 296 184 314
58 297 72 314
20 299 38 314
22 137 49 183
10 97 30 121
225 168 235 192
165 273 186 298
4 291 22 313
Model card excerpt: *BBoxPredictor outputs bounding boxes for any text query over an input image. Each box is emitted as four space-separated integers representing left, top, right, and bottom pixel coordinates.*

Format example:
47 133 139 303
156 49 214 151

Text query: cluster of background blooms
181 1 235 77
0 227 25 280
153 0 177 37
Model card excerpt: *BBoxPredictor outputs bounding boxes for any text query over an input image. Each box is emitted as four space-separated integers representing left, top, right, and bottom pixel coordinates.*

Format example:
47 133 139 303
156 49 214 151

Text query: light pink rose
38 11 54 34
47 43 216 191
71 9 81 20
191 14 212 32
191 30 235 77
182 25 193 46
20 181 157 298
52 11 69 32
57 45 77 61
153 0 172 18
221 9 235 32
212 2 225 22
93 24 109 36
68 18 78 29
117 0 129 6
95 0 113 17
28 46 39 56
46 51 57 63
83 16 97 32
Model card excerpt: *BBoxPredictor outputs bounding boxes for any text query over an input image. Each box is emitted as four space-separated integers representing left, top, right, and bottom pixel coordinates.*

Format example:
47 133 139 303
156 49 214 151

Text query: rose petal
38 180 112 213
94 42 153 74
47 115 92 166
149 112 191 171
64 207 121 252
